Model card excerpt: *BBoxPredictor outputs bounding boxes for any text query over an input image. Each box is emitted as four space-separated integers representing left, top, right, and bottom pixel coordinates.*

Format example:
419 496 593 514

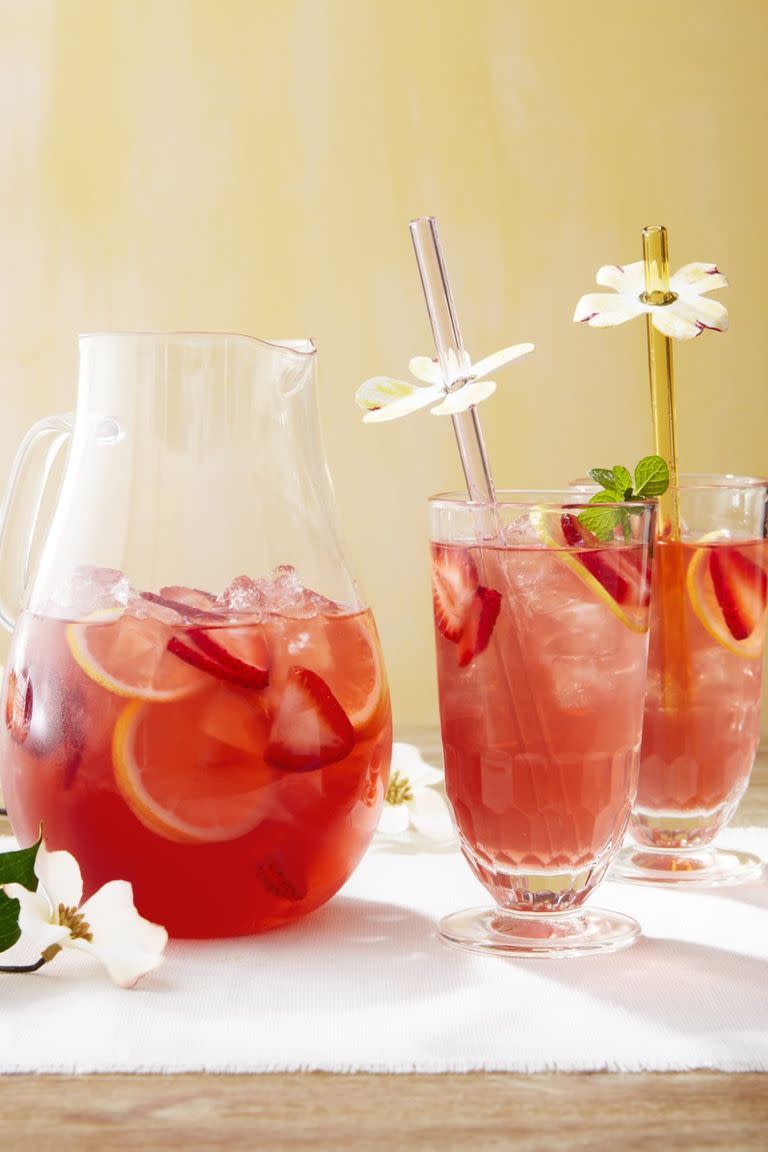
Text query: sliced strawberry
141 589 220 622
709 546 768 641
167 633 268 690
188 627 269 688
431 545 480 642
161 585 217 610
5 665 33 745
264 666 354 772
457 585 502 667
560 513 633 605
255 853 308 903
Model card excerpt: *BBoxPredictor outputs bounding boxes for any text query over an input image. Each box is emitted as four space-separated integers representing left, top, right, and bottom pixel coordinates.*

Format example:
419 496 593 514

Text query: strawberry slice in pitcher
140 586 220 622
168 626 270 690
265 666 354 772
431 544 501 665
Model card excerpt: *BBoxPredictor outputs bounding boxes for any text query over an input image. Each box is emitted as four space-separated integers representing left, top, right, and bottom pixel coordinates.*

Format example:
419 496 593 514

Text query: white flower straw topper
574 261 728 341
2 840 167 987
356 343 534 422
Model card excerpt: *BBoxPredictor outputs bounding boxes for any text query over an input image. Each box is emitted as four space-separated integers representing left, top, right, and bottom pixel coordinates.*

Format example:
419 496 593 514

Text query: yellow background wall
0 0 766 727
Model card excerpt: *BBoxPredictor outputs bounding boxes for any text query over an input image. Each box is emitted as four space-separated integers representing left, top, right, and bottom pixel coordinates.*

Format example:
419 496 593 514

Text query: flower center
58 904 93 943
385 770 413 805
640 289 678 307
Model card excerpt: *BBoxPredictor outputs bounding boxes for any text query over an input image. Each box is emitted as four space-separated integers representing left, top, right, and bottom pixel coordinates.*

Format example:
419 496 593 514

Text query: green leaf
587 467 618 492
612 465 633 498
0 831 41 955
0 892 22 953
578 503 628 542
633 455 670 498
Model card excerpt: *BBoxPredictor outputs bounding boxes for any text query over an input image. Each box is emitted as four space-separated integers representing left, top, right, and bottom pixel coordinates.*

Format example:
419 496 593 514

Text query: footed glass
430 492 656 957
611 475 768 886
0 333 392 937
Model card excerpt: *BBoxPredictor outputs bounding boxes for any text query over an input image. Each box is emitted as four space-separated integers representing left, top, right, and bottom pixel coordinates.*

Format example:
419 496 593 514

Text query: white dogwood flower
3 842 167 987
356 343 534 422
574 261 728 340
377 743 455 842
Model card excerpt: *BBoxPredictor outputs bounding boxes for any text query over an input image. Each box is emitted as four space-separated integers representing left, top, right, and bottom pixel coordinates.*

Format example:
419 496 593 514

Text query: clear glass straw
409 217 496 506
643 224 680 538
410 217 553 748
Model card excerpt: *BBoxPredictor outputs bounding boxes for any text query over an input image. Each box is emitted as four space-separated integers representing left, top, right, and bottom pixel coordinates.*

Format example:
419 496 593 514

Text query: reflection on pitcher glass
0 333 392 937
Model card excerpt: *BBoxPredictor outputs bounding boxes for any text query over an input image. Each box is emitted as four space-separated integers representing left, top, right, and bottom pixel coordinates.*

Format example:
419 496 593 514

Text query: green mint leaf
579 498 629 543
612 465 633 499
0 831 41 955
633 455 670 498
587 467 618 492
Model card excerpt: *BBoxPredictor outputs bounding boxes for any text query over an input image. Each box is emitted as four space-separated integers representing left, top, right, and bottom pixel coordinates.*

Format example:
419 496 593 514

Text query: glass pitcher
0 333 392 937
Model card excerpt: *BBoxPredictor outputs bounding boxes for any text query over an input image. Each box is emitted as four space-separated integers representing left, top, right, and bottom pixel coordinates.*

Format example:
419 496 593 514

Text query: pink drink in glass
430 495 655 954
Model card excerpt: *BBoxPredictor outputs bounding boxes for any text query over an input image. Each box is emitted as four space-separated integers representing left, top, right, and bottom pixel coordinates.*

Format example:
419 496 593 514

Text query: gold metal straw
643 224 687 707
642 224 680 538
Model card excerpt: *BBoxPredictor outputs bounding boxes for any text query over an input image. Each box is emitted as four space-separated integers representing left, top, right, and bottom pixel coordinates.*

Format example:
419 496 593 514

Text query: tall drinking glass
612 474 768 885
430 492 656 957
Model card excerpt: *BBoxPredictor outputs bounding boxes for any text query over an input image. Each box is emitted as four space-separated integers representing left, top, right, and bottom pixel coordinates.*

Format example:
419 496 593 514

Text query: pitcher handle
0 413 74 632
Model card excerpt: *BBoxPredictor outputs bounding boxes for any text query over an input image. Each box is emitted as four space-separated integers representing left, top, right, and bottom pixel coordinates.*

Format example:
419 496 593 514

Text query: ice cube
216 575 266 619
254 565 340 619
504 512 541 545
126 591 185 625
51 565 130 617
261 565 320 618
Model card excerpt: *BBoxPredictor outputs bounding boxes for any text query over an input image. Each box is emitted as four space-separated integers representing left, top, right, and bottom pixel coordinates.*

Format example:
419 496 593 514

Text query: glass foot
611 844 765 887
438 905 640 958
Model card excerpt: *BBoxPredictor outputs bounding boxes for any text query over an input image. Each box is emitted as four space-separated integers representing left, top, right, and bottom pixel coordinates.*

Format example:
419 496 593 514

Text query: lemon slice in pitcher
68 611 207 701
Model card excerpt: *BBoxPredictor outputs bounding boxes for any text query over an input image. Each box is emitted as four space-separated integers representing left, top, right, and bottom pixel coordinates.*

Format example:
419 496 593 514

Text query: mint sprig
578 455 670 542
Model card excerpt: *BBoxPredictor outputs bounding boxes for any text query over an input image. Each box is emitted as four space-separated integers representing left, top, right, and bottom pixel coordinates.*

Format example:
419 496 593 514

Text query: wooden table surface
1 729 767 1150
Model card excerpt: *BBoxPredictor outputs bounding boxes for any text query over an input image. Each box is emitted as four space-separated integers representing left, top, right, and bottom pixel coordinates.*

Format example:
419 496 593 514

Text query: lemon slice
68 610 207 701
529 510 649 633
113 688 274 843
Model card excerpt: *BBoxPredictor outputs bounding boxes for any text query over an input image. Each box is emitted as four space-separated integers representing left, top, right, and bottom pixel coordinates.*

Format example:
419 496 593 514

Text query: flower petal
469 343 534 380
430 379 496 416
652 295 728 339
595 262 645 295
35 843 83 910
2 883 68 952
408 787 455 841
573 293 645 326
357 378 442 423
671 263 729 296
377 803 411 836
408 357 443 386
391 742 443 788
356 376 420 411
78 880 168 988
650 307 701 340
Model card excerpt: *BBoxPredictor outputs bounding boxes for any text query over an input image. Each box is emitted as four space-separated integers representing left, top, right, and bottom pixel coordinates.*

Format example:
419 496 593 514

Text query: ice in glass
431 495 656 956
